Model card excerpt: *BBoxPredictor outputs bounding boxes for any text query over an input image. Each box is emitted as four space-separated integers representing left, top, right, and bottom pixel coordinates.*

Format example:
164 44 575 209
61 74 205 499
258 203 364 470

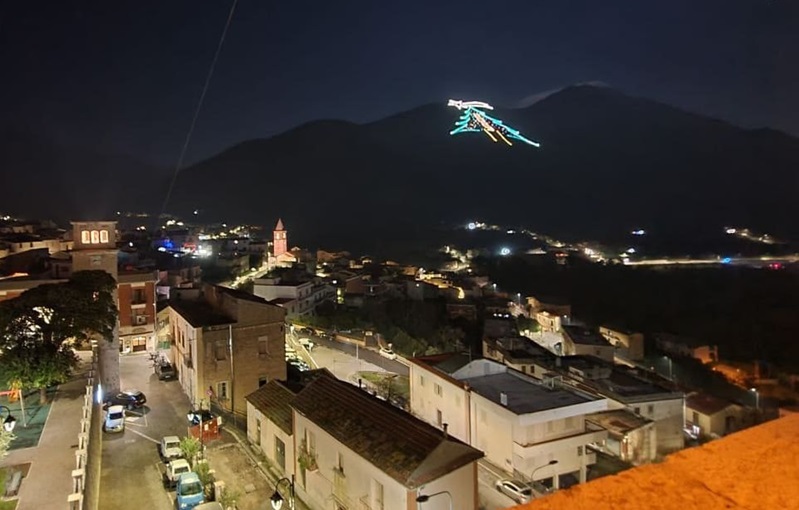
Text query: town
0 213 796 510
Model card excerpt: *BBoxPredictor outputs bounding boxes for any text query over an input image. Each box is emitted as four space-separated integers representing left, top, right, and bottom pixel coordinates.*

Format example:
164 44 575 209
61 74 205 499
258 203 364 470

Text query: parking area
99 351 193 510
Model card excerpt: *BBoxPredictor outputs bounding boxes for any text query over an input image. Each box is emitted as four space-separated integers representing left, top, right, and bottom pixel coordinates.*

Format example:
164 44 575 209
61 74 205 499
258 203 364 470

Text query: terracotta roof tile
291 375 483 488
245 381 297 434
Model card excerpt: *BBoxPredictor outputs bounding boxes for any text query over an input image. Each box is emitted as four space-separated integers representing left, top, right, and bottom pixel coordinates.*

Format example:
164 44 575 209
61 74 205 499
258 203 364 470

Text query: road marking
127 427 160 444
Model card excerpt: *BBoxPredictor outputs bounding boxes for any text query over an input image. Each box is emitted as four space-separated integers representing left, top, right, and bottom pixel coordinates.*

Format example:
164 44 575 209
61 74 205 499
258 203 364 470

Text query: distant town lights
626 248 636 254
467 222 477 230
500 247 511 256
631 229 646 236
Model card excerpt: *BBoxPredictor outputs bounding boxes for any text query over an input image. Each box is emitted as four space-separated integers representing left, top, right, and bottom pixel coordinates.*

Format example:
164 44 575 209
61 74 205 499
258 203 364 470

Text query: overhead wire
158 0 239 226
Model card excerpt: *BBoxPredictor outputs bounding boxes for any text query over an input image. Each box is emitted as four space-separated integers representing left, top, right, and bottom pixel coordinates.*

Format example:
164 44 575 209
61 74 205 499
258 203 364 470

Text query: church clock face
90 255 103 267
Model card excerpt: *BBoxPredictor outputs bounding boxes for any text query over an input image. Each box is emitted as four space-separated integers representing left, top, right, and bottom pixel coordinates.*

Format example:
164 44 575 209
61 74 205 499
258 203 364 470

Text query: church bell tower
273 218 287 257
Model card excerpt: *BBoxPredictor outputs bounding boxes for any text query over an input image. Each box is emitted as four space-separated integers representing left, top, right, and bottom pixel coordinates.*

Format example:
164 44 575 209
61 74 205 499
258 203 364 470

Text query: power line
158 0 239 225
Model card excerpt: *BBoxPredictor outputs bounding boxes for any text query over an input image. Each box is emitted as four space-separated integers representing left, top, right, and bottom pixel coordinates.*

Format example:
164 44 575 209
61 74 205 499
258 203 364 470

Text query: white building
247 370 484 510
409 357 608 489
540 356 685 455
252 276 334 318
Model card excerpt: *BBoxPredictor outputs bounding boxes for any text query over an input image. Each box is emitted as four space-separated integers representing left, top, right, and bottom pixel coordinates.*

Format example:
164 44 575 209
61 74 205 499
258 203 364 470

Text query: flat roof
563 325 613 347
543 356 676 400
168 299 233 328
460 371 595 415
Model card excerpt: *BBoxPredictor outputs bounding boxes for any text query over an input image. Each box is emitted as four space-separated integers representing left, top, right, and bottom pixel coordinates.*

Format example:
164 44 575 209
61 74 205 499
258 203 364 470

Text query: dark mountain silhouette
169 85 799 253
0 128 165 222
4 85 798 256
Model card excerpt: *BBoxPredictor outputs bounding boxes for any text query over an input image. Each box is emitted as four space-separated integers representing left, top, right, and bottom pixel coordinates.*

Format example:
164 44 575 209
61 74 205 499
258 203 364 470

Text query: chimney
443 423 448 438
500 392 508 406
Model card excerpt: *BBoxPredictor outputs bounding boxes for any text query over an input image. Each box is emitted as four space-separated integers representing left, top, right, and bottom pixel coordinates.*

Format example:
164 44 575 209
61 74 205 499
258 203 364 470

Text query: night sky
2 1 797 167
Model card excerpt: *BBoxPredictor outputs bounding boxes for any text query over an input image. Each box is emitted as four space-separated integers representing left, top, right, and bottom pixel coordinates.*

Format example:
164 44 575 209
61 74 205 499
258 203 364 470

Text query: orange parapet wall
511 414 799 510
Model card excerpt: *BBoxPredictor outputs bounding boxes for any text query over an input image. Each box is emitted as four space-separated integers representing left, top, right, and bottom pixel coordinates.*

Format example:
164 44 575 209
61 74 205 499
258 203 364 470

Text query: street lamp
531 459 558 484
270 475 295 510
416 491 453 510
750 387 759 411
0 406 17 432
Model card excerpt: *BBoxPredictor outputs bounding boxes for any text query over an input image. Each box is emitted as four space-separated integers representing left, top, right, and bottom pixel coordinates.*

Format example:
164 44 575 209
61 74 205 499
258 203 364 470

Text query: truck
176 472 206 509
159 435 183 462
158 458 192 489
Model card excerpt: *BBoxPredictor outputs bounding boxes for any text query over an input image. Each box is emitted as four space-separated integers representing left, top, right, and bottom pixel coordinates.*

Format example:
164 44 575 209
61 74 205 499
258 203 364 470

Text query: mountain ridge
3 84 799 256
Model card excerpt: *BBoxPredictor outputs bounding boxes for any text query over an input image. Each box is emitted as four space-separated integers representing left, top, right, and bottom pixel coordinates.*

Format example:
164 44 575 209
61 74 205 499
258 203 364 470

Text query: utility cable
158 0 239 226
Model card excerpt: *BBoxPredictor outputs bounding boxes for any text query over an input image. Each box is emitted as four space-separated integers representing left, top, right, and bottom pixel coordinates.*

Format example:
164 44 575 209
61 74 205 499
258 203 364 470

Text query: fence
68 349 100 510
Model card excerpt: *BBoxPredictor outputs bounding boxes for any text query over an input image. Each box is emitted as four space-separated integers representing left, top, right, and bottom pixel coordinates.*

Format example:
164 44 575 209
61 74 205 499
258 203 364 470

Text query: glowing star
447 99 540 147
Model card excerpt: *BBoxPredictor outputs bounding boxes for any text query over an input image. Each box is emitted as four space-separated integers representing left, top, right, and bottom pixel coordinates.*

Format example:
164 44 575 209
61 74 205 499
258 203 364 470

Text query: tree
0 430 15 460
0 270 117 403
180 436 202 467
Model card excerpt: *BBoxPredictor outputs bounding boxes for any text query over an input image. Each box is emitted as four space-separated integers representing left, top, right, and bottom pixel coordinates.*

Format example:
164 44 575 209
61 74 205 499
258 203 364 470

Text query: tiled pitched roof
245 381 297 434
291 375 483 489
686 392 736 416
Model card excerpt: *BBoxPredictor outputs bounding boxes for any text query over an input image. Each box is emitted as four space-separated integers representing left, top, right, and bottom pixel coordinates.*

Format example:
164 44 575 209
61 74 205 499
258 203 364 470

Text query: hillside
168 85 799 252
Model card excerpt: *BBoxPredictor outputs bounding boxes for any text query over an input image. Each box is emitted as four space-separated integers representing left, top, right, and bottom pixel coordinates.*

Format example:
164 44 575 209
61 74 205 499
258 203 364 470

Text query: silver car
495 479 532 504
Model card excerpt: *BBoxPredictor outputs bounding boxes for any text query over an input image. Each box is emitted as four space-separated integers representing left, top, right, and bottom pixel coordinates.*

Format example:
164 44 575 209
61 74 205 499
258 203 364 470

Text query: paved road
300 333 409 377
478 461 525 510
99 352 193 510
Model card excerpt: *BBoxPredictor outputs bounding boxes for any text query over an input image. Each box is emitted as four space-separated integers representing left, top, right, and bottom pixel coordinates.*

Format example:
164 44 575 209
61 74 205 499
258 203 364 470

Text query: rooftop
686 392 738 416
291 374 483 489
512 414 799 510
460 371 596 415
245 381 297 434
586 409 653 434
168 299 233 328
563 325 613 347
544 356 677 400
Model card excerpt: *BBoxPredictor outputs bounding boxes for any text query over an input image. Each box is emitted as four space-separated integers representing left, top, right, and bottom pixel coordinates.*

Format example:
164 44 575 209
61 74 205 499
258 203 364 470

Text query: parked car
176 472 205 509
103 405 125 433
159 458 192 489
379 347 397 360
298 337 314 350
495 479 532 504
159 435 182 461
155 361 176 380
105 389 147 410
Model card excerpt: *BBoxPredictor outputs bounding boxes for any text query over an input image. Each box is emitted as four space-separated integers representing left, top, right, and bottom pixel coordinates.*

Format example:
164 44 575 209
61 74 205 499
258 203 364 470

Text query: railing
68 351 98 510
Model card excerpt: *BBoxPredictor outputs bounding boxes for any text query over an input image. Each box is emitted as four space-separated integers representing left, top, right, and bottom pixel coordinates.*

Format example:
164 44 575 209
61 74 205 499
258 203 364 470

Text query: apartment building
409 357 608 489
561 325 616 362
540 356 685 455
247 370 484 510
599 325 645 361
168 284 286 417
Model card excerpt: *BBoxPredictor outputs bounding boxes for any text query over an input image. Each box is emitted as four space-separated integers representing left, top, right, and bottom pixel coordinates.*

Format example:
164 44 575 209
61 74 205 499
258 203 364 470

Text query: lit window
90 230 100 244
100 230 109 243
81 230 91 244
